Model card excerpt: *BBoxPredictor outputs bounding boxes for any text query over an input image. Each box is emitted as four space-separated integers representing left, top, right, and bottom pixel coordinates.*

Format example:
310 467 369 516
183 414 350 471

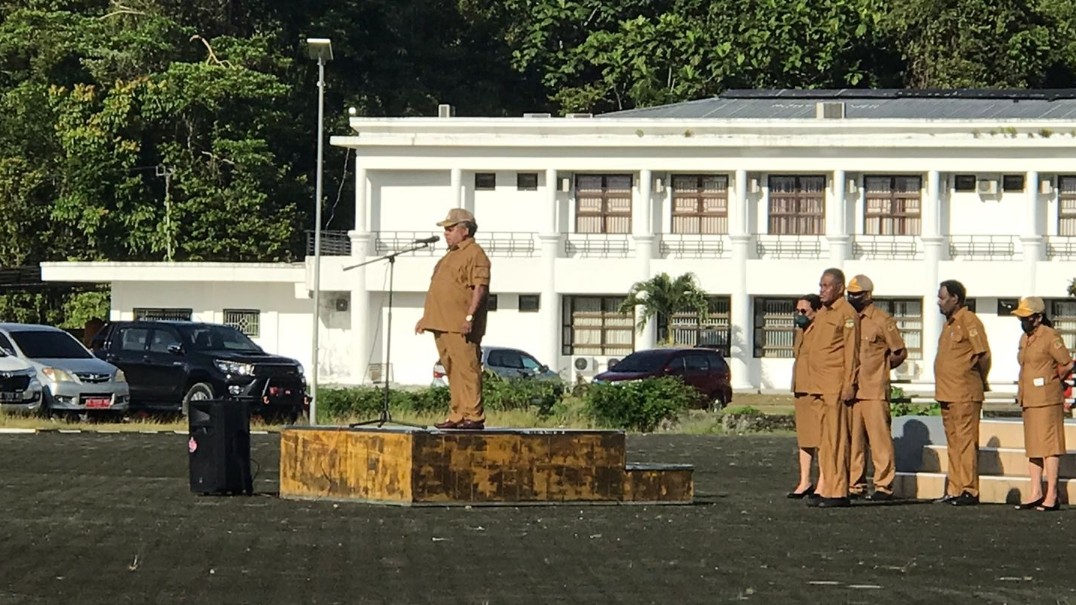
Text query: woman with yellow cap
1012 296 1073 512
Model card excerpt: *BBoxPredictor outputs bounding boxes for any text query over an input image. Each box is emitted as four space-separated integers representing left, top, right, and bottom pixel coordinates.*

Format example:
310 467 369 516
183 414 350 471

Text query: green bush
583 377 695 432
891 400 941 416
316 387 386 420
483 377 564 416
721 405 763 416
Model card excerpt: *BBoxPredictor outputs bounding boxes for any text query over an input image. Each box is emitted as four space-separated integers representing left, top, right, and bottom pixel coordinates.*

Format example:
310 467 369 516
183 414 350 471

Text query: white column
730 169 754 390
633 170 657 348
353 165 368 232
346 232 373 384
450 168 463 209
920 170 944 383
538 169 561 371
827 169 850 263
1022 171 1044 291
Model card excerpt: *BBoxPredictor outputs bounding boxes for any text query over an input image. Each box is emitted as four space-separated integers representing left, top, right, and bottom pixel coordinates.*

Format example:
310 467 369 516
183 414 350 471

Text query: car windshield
606 350 670 373
179 325 263 353
10 330 92 359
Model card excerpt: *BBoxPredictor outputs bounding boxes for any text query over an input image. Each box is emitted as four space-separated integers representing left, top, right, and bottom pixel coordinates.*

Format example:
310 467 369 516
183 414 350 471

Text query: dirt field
1 432 1073 605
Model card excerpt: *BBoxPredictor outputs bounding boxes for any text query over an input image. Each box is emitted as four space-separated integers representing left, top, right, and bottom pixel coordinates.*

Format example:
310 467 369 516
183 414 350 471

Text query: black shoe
805 493 823 508
1036 501 1061 512
865 491 894 502
816 497 852 508
787 485 815 499
1014 497 1044 510
933 494 955 504
847 491 865 500
950 492 979 507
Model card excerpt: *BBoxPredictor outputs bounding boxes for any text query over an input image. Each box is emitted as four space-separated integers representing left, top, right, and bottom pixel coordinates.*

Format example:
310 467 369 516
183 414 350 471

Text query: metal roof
601 89 1076 120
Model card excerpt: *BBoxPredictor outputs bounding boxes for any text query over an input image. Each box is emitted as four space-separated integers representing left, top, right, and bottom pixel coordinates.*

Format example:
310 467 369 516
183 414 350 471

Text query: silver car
0 324 130 417
432 346 561 387
0 349 43 414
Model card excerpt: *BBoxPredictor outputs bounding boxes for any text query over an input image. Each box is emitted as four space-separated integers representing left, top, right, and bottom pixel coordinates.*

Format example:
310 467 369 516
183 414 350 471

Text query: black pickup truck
90 321 308 422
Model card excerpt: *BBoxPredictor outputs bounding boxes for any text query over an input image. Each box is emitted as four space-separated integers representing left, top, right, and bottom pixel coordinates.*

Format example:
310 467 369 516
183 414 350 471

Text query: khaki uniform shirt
855 304 906 401
419 237 491 336
805 297 860 396
1017 325 1072 408
792 327 813 393
934 306 991 403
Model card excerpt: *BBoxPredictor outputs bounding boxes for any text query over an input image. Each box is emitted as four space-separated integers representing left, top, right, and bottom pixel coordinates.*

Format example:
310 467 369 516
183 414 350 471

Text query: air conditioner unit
334 297 349 312
977 178 998 195
1041 179 1054 195
572 356 599 377
605 358 621 371
893 360 919 380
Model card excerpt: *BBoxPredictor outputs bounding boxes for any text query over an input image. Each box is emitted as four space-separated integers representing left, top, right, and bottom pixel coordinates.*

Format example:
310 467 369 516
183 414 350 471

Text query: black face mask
1020 317 1037 335
794 314 811 329
848 294 869 312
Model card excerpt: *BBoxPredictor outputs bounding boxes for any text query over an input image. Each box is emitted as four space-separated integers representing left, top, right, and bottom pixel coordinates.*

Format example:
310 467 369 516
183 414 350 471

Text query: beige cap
846 274 874 293
436 208 475 227
1011 296 1045 318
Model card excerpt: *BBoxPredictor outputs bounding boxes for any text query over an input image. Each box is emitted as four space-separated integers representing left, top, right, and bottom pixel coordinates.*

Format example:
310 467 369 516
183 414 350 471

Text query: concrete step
979 418 1076 449
916 446 1076 477
893 471 1076 504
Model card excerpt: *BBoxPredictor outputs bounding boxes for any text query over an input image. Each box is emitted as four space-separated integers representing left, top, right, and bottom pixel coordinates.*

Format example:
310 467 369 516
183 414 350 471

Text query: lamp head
306 38 333 62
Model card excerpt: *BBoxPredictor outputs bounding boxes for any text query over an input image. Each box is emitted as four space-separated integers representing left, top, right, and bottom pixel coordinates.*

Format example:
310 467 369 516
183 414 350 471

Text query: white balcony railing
948 235 1018 260
659 234 731 259
1046 236 1076 260
370 231 538 257
852 235 922 260
564 234 632 258
755 235 827 259
305 230 352 256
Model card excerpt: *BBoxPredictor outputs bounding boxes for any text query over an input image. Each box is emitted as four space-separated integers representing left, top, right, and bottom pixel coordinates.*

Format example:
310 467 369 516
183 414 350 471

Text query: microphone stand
343 239 435 428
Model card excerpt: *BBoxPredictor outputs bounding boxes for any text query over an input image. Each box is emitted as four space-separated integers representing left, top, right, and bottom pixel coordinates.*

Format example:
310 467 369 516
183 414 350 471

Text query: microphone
413 236 439 245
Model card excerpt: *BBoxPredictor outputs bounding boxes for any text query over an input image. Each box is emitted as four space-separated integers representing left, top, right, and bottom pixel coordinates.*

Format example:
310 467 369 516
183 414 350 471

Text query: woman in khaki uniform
789 294 824 498
1012 296 1074 512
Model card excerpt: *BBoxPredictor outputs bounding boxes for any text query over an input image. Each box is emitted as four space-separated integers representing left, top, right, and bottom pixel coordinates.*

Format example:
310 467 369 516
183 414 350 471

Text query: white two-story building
42 89 1076 393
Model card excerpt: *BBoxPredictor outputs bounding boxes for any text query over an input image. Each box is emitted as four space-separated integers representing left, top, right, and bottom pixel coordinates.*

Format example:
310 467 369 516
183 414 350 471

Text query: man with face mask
789 294 824 499
845 275 907 501
934 279 991 506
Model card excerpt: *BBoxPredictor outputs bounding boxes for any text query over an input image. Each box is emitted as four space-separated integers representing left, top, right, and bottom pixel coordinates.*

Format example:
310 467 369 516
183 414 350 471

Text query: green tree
618 272 709 345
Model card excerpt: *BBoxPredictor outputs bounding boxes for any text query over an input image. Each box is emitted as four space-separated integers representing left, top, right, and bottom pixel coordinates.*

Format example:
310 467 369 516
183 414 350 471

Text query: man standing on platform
805 268 860 508
934 279 991 506
415 208 491 430
846 275 907 501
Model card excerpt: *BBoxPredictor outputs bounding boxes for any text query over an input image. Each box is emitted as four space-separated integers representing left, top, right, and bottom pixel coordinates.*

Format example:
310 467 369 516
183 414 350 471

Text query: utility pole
156 164 176 262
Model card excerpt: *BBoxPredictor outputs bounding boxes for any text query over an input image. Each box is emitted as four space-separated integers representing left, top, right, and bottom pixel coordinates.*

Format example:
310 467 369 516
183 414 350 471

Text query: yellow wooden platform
279 426 693 506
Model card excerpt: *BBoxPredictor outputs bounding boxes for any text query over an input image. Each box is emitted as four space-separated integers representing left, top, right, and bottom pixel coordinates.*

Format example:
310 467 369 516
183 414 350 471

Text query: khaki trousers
815 393 850 498
849 399 896 495
433 331 484 422
940 401 982 498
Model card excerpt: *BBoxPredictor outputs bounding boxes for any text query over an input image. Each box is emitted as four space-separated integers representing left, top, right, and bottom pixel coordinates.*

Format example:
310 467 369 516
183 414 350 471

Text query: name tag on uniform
1033 377 1046 387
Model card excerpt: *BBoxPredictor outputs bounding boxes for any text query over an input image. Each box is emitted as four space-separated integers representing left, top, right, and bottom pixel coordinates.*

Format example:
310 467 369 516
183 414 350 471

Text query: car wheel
181 382 215 416
709 392 727 412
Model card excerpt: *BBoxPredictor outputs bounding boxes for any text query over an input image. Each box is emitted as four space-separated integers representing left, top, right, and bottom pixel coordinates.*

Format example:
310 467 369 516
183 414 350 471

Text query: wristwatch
465 314 474 322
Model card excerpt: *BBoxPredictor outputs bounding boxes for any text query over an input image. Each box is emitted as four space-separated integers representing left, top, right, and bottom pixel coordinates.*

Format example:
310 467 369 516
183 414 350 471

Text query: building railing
374 231 441 256
852 235 922 260
474 232 538 257
948 235 1018 260
659 234 730 259
1046 235 1076 260
305 230 352 256
755 235 826 259
564 233 632 258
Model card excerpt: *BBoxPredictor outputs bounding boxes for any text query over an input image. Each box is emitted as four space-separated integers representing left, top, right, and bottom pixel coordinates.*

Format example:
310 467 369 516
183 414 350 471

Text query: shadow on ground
0 433 1072 604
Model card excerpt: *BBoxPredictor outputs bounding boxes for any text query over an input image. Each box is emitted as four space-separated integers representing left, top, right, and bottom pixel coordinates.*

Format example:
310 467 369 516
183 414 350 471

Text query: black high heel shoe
787 484 815 499
1036 501 1061 512
1015 497 1044 510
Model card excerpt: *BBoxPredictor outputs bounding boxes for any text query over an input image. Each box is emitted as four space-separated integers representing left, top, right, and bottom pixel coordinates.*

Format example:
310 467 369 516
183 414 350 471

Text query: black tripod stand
343 238 435 428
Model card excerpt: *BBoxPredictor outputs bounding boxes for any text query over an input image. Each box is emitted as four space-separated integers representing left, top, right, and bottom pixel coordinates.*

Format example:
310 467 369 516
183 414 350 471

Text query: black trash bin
188 399 253 495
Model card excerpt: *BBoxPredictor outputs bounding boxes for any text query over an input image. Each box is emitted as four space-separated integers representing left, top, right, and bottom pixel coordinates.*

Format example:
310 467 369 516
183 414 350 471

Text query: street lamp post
306 37 332 425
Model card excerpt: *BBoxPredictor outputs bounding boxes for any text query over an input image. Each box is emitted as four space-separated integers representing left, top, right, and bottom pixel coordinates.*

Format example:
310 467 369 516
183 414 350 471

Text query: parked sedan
592 347 733 410
0 349 43 414
0 323 129 418
432 346 561 386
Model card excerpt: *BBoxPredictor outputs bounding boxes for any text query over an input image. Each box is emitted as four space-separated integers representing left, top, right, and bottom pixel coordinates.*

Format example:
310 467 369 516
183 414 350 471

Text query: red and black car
592 347 733 410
